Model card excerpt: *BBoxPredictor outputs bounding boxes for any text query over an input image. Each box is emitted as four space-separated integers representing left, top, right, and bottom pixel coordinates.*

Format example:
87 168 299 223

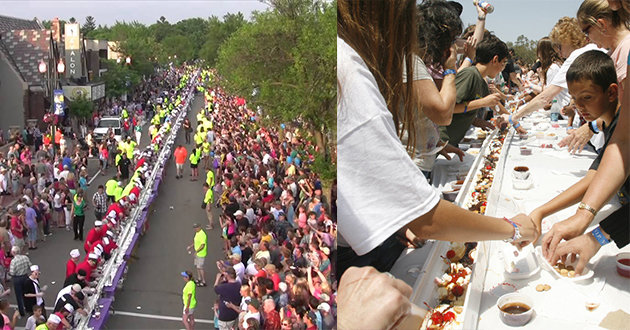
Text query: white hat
94 249 102 257
119 199 127 206
128 194 136 201
70 249 80 258
108 211 117 218
317 303 331 313
106 230 114 237
48 314 62 324
95 244 103 252
17 204 24 211
71 284 82 292
118 181 123 186
234 210 244 217
278 282 288 292
94 221 103 226
88 253 98 260
64 303 74 313
103 237 110 245
30 265 39 272
110 218 117 225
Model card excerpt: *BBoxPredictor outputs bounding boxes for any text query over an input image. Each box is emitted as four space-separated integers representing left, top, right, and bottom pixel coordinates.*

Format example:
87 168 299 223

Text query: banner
63 85 90 100
53 89 65 116
64 23 82 78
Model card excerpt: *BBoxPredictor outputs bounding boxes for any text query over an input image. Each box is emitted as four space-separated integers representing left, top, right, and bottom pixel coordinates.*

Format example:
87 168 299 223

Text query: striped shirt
92 191 108 213
9 255 31 276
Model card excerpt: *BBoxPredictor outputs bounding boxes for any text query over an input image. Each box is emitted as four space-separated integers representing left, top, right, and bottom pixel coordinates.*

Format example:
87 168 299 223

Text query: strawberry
452 285 464 297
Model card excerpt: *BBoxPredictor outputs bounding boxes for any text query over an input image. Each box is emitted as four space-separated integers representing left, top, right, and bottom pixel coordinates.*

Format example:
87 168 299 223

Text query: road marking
88 169 102 185
9 304 214 324
112 310 214 323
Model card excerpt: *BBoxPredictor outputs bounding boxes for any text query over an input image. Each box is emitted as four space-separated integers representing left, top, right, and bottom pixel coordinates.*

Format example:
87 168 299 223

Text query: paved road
8 94 224 329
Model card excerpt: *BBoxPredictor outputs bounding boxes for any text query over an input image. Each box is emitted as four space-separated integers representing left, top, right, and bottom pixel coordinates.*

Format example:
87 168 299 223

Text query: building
0 14 54 137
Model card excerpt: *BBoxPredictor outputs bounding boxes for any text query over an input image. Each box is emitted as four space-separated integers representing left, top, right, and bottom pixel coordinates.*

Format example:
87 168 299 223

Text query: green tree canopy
217 0 336 154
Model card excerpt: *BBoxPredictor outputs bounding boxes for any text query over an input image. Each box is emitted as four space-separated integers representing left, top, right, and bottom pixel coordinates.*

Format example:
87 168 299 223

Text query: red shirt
54 312 67 330
135 158 146 170
102 239 118 254
174 147 188 164
66 259 77 279
269 273 281 291
84 228 104 252
76 260 95 282
10 216 24 239
130 186 141 197
107 203 124 219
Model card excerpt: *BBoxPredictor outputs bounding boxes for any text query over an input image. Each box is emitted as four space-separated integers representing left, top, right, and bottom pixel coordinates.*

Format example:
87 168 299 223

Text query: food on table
535 284 551 292
553 262 576 277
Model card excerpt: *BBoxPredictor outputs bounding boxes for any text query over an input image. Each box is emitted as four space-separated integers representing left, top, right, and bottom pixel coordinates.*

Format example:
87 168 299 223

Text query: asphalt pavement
8 94 224 329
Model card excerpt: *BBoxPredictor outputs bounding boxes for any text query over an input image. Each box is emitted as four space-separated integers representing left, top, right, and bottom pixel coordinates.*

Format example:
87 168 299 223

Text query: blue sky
452 0 582 43
2 1 269 26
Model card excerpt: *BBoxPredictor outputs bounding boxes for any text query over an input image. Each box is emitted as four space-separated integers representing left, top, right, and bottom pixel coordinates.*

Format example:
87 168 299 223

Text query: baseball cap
48 314 62 324
94 220 103 226
30 265 39 272
71 284 82 293
181 270 192 278
70 249 80 258
317 302 331 313
246 299 260 309
192 223 200 228
64 303 74 313
234 210 244 216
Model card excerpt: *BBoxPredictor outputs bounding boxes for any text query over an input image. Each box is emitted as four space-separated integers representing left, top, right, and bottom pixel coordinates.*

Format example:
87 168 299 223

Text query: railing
75 69 199 330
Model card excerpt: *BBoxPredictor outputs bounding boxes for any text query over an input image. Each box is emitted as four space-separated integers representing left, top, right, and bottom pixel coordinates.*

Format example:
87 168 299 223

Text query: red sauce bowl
616 252 630 278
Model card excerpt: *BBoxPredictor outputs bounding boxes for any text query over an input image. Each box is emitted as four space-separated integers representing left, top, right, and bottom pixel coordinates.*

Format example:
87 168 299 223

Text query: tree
217 0 336 155
69 17 76 24
100 60 141 98
507 35 538 65
83 16 96 35
199 13 246 65
68 94 94 119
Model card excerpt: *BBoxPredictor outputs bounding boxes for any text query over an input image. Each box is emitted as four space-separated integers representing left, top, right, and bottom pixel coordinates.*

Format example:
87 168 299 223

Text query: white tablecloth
478 118 628 329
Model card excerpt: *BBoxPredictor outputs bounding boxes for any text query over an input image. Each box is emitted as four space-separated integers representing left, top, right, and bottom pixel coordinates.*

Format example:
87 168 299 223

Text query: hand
561 105 575 117
463 36 478 61
475 2 488 17
482 93 502 108
515 125 527 135
472 117 495 131
558 124 593 154
517 210 543 248
541 212 592 262
550 233 601 275
438 144 465 162
185 307 189 314
444 45 457 70
510 214 539 247
338 267 412 330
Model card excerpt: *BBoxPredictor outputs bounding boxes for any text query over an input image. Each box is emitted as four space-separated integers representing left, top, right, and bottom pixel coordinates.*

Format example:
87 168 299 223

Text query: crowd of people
338 0 629 328
173 69 337 330
0 63 199 329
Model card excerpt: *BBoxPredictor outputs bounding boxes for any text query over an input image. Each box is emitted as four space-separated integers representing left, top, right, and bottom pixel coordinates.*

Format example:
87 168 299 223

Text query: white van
94 117 122 142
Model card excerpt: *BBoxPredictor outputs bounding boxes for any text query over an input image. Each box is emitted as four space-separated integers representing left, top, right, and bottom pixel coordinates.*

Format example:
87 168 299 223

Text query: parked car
94 116 122 142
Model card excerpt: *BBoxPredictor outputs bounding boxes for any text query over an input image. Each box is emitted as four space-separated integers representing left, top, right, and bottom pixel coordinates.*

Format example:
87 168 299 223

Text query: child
441 34 511 147
25 305 45 330
532 50 629 262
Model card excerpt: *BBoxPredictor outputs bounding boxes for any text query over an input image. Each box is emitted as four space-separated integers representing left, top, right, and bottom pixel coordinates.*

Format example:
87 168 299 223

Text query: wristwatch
578 202 597 216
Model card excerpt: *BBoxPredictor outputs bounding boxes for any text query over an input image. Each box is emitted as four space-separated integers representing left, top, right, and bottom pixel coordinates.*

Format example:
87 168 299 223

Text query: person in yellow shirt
180 270 197 330
189 147 201 181
203 183 214 230
186 224 207 286
113 182 124 202
202 142 211 170
105 177 118 203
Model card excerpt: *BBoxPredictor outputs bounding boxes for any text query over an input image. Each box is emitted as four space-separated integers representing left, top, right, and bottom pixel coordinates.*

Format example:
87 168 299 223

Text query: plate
535 246 594 282
504 264 540 280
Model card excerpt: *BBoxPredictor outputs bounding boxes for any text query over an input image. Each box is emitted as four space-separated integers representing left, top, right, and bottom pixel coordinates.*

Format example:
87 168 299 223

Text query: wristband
502 217 522 243
567 126 574 130
443 69 456 77
591 226 610 246
465 57 473 65
578 201 597 216
508 115 514 126
463 101 469 113
590 121 600 133
513 122 521 129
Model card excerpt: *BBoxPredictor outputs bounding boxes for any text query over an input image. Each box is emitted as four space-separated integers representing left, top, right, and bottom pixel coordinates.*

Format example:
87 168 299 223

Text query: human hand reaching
541 212 592 263
510 214 539 248
549 232 602 275
558 124 593 154
338 267 412 330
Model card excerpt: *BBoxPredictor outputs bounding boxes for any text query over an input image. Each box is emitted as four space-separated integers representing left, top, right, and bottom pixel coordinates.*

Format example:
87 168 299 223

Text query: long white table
390 110 629 328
